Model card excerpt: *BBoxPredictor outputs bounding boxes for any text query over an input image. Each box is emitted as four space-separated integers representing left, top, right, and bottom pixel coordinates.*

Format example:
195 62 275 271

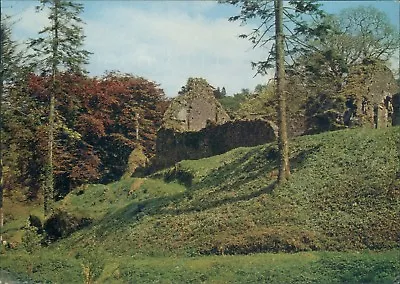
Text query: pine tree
274 0 290 182
223 0 325 183
29 0 91 216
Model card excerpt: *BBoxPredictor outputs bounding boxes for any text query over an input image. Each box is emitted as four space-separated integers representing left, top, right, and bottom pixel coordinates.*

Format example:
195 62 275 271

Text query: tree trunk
44 0 60 216
274 0 290 183
0 151 3 243
136 113 140 141
0 34 4 242
44 88 55 216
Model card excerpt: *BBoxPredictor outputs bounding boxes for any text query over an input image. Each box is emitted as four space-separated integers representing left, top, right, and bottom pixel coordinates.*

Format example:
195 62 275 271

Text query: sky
2 0 399 97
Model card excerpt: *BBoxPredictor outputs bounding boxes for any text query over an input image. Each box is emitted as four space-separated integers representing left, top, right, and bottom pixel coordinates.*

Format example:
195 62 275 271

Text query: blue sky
2 0 399 97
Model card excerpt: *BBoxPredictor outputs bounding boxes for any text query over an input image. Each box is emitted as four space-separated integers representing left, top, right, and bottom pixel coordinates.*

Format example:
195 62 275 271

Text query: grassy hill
1 126 399 283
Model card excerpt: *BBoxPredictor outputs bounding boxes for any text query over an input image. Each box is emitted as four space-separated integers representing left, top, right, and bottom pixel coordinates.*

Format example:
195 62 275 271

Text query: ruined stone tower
162 78 230 132
341 61 399 128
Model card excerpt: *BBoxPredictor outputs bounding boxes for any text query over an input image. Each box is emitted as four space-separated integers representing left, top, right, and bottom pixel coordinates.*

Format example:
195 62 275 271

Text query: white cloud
5 1 271 97
83 3 269 96
8 5 50 39
4 1 398 96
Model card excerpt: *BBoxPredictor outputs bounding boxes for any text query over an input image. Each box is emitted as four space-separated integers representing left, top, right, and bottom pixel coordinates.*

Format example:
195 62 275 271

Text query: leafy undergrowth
1 127 400 282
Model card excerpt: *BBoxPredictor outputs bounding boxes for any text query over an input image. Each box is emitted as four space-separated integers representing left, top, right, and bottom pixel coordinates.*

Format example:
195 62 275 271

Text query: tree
328 6 399 65
20 71 167 198
223 0 325 183
0 15 26 242
274 0 290 182
89 72 166 182
293 5 399 84
218 90 250 117
27 73 100 198
287 5 400 134
236 82 276 120
0 16 11 242
29 0 91 216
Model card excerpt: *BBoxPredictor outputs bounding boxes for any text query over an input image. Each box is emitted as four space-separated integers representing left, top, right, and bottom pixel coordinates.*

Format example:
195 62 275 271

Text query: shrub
22 219 43 253
44 210 92 241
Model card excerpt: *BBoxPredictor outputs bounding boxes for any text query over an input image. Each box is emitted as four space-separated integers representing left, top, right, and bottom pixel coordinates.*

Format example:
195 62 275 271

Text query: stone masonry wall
393 93 400 126
162 78 230 132
153 119 277 170
342 61 399 128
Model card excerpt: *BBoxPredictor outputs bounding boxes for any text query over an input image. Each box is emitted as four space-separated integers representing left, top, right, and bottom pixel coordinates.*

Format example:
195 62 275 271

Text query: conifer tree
29 0 91 216
223 0 325 183
274 0 290 182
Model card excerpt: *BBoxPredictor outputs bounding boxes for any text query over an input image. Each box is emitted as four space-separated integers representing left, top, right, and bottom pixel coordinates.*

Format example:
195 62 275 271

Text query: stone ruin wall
150 71 400 171
162 78 230 132
153 119 277 170
392 93 400 126
173 96 230 131
342 62 399 129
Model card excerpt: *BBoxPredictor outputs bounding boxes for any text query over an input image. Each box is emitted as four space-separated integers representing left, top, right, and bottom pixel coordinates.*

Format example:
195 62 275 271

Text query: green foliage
236 83 276 120
331 6 399 65
304 91 347 134
218 93 248 117
21 219 43 253
1 15 24 83
0 249 84 283
122 145 149 179
29 0 91 74
1 77 45 199
282 5 399 135
57 178 185 223
223 0 326 75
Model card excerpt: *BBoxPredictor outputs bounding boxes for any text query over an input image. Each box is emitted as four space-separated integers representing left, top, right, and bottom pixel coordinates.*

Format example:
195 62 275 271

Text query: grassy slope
1 127 400 282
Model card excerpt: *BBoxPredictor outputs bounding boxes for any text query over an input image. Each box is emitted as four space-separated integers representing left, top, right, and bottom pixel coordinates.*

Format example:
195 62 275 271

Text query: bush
29 214 43 234
22 219 43 253
44 210 92 241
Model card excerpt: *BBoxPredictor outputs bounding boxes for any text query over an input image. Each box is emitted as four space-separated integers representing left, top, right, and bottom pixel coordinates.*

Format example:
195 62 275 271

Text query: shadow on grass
191 146 277 190
169 181 278 215
96 180 277 233
95 144 322 232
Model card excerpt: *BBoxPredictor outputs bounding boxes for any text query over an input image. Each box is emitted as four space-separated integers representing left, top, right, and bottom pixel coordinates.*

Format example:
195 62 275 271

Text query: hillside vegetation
1 127 400 282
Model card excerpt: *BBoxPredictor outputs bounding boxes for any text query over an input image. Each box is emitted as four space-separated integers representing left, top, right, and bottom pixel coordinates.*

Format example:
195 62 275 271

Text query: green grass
1 126 400 282
2 198 42 243
61 127 398 256
58 177 185 221
1 250 399 283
